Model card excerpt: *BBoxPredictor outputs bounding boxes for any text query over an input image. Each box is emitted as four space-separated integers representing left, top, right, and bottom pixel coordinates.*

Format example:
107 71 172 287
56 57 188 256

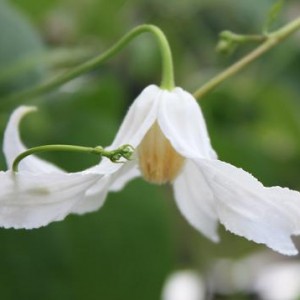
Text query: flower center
138 122 185 184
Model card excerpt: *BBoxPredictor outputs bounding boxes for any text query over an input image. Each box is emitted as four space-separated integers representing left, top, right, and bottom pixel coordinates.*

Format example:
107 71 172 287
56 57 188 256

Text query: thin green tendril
12 144 135 172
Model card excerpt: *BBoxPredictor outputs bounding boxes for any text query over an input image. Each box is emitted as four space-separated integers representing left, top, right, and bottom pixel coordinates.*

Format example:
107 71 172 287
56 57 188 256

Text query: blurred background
1 0 300 299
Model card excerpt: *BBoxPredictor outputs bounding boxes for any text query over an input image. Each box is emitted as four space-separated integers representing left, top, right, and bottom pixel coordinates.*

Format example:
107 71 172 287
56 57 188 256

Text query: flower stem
12 144 134 172
5 24 174 105
193 17 300 100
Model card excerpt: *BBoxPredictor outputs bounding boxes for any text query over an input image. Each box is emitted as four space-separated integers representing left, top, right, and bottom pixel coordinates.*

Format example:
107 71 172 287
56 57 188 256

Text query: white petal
173 160 219 242
196 159 300 255
158 88 217 160
108 158 140 192
109 85 161 149
3 106 63 173
77 158 140 215
71 177 110 215
0 170 101 229
90 85 161 174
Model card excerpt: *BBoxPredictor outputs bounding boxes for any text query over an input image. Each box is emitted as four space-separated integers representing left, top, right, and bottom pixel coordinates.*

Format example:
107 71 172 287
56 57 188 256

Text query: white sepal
196 159 300 255
3 106 63 173
173 159 219 242
0 170 101 229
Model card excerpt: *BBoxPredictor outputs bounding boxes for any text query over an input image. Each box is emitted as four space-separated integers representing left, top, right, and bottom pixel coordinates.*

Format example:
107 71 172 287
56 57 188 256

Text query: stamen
138 122 185 184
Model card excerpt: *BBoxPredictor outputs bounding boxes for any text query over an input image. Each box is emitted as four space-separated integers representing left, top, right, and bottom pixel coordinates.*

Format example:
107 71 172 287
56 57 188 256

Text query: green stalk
193 17 300 99
5 24 174 106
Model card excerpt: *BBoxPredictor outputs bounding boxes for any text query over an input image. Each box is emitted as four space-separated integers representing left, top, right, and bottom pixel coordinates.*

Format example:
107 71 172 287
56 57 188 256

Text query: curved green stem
194 17 300 100
12 144 134 172
5 24 174 105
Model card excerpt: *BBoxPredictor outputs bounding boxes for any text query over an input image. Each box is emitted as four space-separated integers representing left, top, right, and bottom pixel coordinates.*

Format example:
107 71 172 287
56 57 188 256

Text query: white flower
2 85 300 256
161 270 206 300
254 262 300 300
0 106 105 229
88 85 300 256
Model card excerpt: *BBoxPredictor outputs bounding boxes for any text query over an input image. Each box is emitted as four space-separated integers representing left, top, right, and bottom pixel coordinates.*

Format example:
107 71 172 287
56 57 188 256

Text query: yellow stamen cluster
138 122 185 184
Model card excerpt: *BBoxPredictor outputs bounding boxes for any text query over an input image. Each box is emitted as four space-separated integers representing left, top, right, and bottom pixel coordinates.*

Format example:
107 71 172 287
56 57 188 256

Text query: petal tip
275 247 298 256
14 105 38 115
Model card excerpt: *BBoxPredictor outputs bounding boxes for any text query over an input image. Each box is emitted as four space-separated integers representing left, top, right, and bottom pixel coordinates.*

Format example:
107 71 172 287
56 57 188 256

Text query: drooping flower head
2 85 300 256
88 85 300 256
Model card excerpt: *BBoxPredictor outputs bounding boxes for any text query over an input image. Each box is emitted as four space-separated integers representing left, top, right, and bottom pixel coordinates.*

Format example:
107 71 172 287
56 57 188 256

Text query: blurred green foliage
1 0 300 299
0 0 45 95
